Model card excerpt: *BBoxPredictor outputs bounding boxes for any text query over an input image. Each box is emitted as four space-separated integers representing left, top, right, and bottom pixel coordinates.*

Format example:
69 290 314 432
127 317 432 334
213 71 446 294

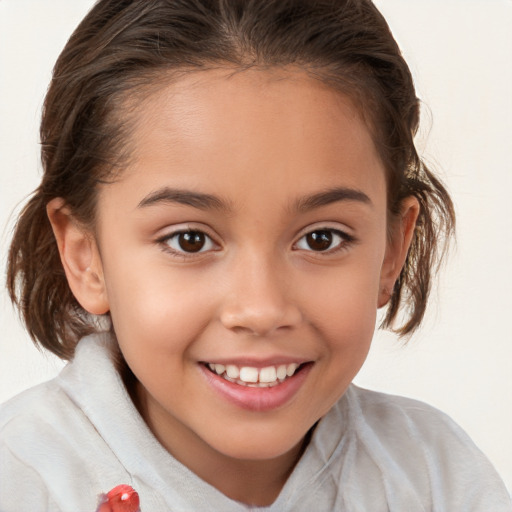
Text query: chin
206 423 309 462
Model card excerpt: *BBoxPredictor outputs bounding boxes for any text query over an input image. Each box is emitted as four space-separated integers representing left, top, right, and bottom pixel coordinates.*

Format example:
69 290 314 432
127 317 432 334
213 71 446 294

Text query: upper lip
200 357 312 368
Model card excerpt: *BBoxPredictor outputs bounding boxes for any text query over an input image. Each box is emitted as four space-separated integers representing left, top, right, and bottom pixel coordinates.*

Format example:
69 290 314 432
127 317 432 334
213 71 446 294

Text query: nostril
220 305 302 337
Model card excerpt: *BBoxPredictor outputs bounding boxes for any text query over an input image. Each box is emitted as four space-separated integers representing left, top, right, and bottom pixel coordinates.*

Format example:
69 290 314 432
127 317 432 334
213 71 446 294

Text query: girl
1 0 510 510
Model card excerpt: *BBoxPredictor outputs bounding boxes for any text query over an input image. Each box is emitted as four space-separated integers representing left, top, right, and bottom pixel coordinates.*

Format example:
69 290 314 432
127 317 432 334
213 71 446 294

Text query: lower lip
200 364 312 412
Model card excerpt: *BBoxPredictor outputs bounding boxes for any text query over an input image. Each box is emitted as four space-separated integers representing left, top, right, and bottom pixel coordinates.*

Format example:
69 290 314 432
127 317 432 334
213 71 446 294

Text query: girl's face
86 69 415 477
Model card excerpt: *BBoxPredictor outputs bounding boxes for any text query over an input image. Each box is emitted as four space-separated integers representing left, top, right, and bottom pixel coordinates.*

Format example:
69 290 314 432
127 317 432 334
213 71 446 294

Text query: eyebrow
294 187 372 212
137 185 371 213
137 187 230 211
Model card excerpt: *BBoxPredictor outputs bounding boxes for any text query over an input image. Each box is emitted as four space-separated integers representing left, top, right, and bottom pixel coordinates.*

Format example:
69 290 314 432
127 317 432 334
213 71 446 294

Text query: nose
219 253 302 337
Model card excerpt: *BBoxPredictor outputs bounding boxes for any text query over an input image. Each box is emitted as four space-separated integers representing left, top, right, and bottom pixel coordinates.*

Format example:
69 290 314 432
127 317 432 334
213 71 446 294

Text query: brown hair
7 0 455 360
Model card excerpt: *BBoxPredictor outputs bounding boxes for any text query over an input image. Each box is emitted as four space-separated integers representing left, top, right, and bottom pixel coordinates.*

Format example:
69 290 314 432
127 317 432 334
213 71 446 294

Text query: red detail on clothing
96 485 140 512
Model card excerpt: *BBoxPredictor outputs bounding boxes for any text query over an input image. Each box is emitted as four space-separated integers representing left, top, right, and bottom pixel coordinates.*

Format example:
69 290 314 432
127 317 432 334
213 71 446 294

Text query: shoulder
0 333 116 453
1 376 62 421
1 377 66 443
0 441 53 511
348 384 466 437
0 380 72 511
0 338 126 511
339 385 512 510
345 384 490 465
0 370 86 447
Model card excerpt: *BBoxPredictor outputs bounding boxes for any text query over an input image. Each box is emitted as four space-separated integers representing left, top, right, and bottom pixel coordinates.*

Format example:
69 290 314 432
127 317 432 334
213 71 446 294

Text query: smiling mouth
204 362 305 388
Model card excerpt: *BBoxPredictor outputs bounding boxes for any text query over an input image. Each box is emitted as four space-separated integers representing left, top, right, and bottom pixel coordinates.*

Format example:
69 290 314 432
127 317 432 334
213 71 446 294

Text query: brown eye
178 231 206 252
295 228 350 253
306 230 333 251
163 230 215 254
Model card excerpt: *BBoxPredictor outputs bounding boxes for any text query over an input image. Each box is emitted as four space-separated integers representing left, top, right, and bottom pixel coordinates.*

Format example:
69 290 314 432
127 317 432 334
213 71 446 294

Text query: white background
1 0 511 491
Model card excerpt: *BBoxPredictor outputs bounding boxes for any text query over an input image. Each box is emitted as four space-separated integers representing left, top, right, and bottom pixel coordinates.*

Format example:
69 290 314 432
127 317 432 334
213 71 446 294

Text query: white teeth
239 367 259 383
214 364 225 375
259 366 277 383
207 362 302 385
287 363 298 377
276 365 287 380
225 365 240 379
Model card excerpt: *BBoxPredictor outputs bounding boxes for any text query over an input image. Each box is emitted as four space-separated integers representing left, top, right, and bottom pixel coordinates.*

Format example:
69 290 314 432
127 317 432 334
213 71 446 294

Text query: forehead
106 67 386 212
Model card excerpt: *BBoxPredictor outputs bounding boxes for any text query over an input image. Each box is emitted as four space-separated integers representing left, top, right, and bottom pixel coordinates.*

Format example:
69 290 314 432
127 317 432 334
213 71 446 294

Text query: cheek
297 265 379 419
302 256 382 332
103 255 219 356
105 269 217 399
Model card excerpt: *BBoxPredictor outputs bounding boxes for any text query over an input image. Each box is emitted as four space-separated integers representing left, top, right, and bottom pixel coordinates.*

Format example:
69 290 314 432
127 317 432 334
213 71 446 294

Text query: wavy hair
7 0 455 359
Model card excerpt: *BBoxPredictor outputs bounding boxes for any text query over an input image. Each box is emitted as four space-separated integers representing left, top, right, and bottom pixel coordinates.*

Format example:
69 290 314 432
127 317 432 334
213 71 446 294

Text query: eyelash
157 227 355 259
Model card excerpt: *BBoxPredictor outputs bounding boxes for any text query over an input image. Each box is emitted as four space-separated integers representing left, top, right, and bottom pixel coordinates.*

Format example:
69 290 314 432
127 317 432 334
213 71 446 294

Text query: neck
194 442 305 506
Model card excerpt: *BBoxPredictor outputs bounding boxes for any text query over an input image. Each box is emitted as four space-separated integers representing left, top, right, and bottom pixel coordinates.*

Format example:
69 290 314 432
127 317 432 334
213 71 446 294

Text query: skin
48 68 418 506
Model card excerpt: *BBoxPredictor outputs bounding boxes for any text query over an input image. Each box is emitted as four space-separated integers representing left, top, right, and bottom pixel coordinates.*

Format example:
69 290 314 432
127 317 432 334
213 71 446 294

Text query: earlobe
378 196 420 308
46 198 109 315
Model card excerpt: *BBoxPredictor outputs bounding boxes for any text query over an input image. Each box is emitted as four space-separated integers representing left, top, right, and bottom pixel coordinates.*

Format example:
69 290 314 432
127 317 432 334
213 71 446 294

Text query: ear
47 198 109 315
378 196 420 308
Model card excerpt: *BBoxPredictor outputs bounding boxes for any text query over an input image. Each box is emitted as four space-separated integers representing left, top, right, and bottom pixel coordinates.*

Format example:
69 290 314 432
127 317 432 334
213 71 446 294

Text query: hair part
7 0 455 359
